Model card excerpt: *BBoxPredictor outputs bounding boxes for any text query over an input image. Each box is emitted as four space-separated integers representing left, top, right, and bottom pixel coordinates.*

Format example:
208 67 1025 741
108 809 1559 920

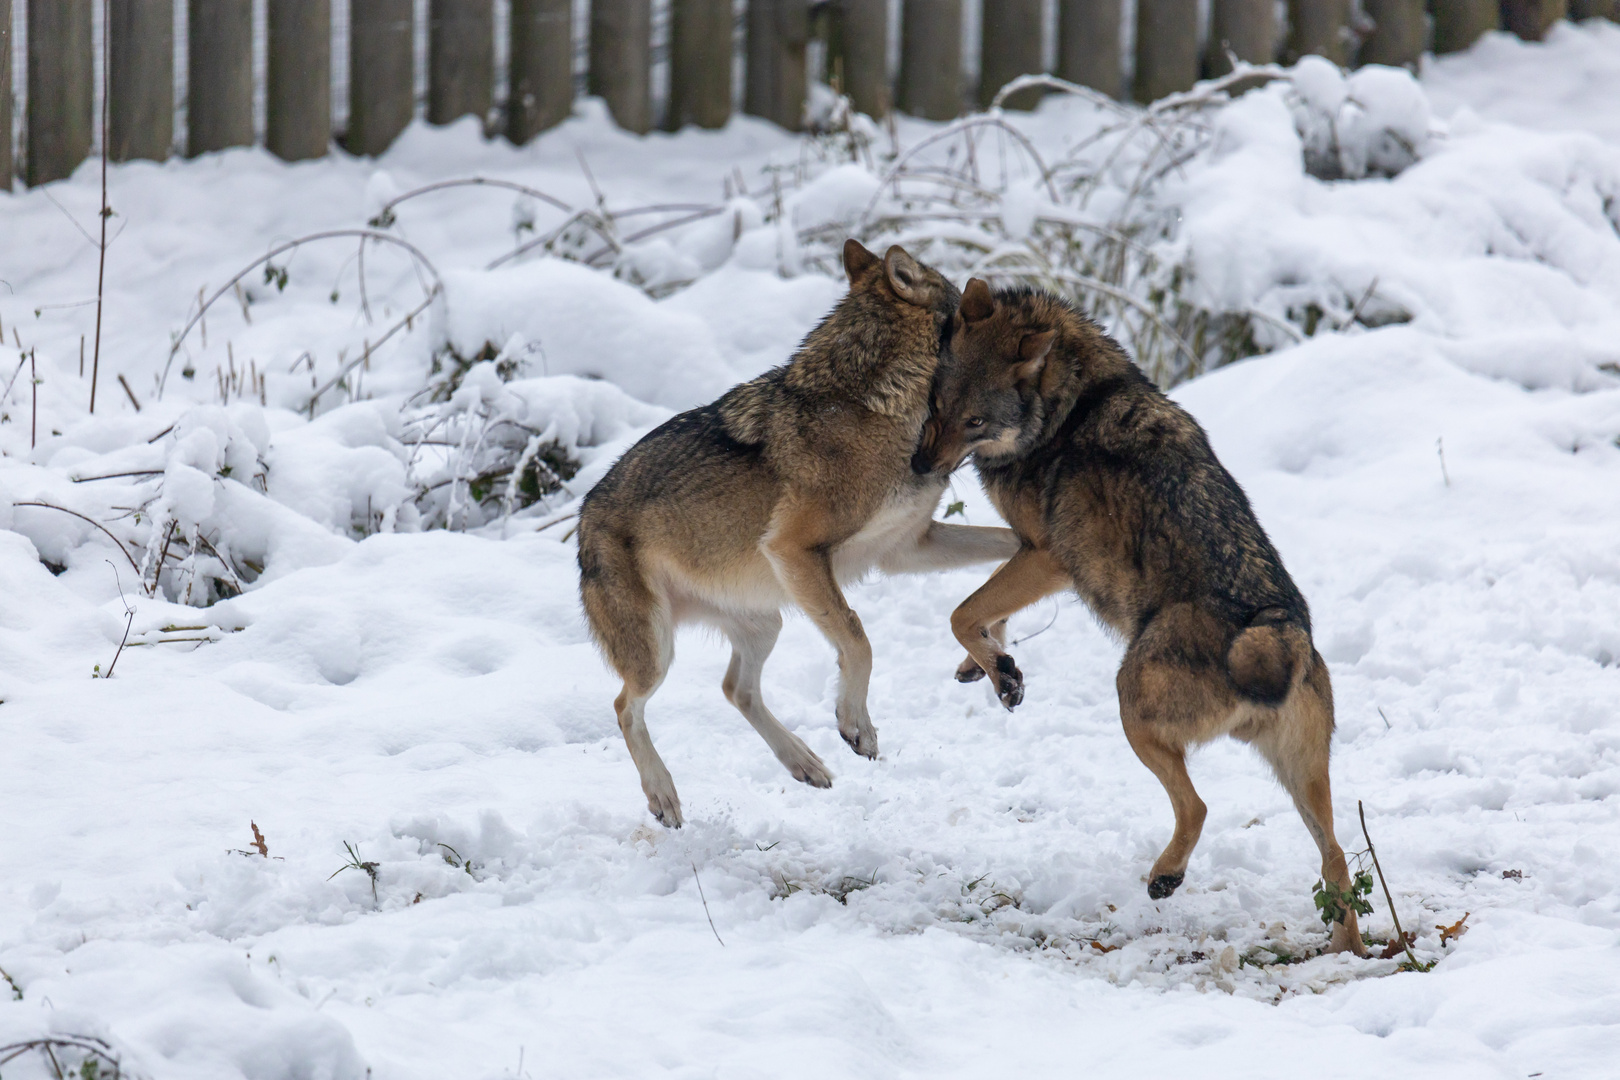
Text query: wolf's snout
910 449 935 475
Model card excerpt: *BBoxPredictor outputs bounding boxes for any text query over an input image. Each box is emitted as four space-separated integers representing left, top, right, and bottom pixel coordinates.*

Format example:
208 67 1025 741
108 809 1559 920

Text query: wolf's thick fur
577 243 1020 827
913 281 1366 955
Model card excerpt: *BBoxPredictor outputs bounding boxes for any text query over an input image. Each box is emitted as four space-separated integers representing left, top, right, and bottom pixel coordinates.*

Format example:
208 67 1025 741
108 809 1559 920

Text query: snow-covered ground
2 24 1619 1080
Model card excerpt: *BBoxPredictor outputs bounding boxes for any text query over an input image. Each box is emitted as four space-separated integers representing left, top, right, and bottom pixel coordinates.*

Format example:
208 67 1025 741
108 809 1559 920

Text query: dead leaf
1089 940 1118 954
249 821 268 857
1377 931 1416 960
1437 912 1470 946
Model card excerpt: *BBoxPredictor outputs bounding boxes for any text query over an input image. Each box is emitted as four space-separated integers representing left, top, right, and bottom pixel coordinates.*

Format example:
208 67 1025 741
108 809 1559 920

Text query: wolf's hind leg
720 612 833 788
949 545 1068 709
582 540 682 827
1237 652 1368 955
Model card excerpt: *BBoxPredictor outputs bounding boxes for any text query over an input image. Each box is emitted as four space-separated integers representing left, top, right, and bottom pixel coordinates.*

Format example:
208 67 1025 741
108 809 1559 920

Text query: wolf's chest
833 478 946 575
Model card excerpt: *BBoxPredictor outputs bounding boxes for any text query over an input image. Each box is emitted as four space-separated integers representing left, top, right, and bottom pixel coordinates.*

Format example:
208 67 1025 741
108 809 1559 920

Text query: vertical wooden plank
1568 0 1620 19
509 0 572 142
267 0 331 161
1503 0 1568 40
979 0 1043 109
1134 0 1198 103
898 0 962 120
26 0 93 186
1207 0 1275 76
668 0 731 130
0 0 12 190
1057 0 1122 98
428 0 494 126
1432 0 1499 52
834 0 888 117
1358 0 1423 66
745 0 808 131
589 0 651 133
1285 0 1352 65
349 0 414 155
187 0 254 156
109 0 174 162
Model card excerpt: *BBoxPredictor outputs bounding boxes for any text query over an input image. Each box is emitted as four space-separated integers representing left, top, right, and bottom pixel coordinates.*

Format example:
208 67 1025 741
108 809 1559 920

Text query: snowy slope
2 25 1620 1080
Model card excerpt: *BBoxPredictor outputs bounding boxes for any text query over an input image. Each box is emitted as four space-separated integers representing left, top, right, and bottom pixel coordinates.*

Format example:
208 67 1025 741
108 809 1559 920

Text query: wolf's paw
955 655 987 683
994 654 1024 710
1147 872 1184 900
782 739 834 788
835 704 880 760
644 782 684 829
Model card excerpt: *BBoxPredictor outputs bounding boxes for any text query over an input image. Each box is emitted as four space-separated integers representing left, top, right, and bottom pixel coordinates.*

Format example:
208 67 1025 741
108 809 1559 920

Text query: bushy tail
1226 615 1307 707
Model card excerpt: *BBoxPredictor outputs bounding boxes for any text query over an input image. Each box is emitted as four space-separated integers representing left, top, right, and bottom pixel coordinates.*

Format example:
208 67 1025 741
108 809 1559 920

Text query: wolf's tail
1226 612 1308 707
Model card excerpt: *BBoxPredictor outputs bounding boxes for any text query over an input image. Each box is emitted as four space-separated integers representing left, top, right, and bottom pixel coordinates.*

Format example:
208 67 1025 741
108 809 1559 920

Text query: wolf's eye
966 417 985 429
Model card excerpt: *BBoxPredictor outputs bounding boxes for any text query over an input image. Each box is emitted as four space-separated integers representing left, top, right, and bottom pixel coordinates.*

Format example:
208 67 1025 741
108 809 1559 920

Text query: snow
3 24 1620 1080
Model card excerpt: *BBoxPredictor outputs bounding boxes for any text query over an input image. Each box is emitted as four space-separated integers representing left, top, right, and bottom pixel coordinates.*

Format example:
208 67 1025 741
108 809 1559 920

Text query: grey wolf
911 280 1366 955
576 243 1020 827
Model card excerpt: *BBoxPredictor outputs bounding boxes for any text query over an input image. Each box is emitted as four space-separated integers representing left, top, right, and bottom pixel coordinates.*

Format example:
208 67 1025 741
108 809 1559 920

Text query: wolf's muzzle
910 449 935 475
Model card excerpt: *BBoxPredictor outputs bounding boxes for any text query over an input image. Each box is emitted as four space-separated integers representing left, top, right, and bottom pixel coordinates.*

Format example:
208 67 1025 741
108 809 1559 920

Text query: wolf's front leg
879 522 1021 574
949 545 1069 710
764 514 879 758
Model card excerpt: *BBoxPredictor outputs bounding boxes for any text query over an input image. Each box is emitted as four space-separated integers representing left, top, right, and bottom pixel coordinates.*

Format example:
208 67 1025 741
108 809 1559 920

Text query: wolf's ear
1013 330 1056 384
883 246 931 306
960 278 994 323
844 239 880 283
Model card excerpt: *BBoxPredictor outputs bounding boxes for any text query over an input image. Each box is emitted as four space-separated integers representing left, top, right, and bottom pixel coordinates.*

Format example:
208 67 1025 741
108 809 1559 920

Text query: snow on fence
6 0 1614 190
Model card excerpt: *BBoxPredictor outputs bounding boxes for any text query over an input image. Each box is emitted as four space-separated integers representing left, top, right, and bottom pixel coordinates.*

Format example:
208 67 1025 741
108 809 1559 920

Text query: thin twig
117 373 142 411
1358 800 1422 970
692 862 725 947
91 0 111 415
305 285 441 410
159 230 444 396
12 502 142 578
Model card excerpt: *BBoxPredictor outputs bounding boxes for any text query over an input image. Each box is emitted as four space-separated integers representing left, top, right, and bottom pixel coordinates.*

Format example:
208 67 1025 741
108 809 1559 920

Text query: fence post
1207 0 1276 76
1058 0 1122 98
349 0 413 155
109 0 174 163
188 0 253 156
1568 0 1620 18
898 0 961 120
267 0 332 161
589 0 651 133
1503 0 1567 39
1 0 11 190
26 0 93 186
1135 0 1199 103
669 0 732 130
1285 0 1351 64
1358 0 1424 66
835 0 889 117
1431 0 1498 52
509 0 572 142
746 0 809 131
429 0 494 126
980 0 1044 109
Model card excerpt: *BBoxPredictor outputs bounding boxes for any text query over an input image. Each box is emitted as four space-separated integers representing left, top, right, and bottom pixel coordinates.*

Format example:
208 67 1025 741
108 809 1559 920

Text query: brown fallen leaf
250 821 269 857
1437 912 1470 946
1378 931 1416 960
1089 940 1118 954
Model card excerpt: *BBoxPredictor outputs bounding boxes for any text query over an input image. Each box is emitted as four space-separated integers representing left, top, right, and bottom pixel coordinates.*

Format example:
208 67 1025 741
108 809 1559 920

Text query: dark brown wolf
576 243 1020 828
912 280 1366 954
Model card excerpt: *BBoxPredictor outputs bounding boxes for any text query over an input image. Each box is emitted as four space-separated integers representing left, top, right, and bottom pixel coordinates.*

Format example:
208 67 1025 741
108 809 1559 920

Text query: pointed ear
960 278 994 323
883 245 930 306
1013 330 1056 384
843 239 880 283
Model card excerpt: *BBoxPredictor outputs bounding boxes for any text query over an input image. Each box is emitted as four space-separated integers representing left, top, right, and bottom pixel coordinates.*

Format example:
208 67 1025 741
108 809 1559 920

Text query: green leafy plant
328 841 381 902
1313 870 1375 927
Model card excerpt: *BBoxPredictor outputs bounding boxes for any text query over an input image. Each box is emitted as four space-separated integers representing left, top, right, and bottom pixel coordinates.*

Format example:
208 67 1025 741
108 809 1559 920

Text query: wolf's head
842 238 960 328
911 280 1060 476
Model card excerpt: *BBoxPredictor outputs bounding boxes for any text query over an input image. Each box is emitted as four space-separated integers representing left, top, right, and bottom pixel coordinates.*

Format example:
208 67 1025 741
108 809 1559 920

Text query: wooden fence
3 0 1613 191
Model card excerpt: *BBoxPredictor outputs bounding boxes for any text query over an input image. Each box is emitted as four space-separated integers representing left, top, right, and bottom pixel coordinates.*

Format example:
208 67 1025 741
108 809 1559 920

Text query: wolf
911 280 1366 955
576 242 1021 828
